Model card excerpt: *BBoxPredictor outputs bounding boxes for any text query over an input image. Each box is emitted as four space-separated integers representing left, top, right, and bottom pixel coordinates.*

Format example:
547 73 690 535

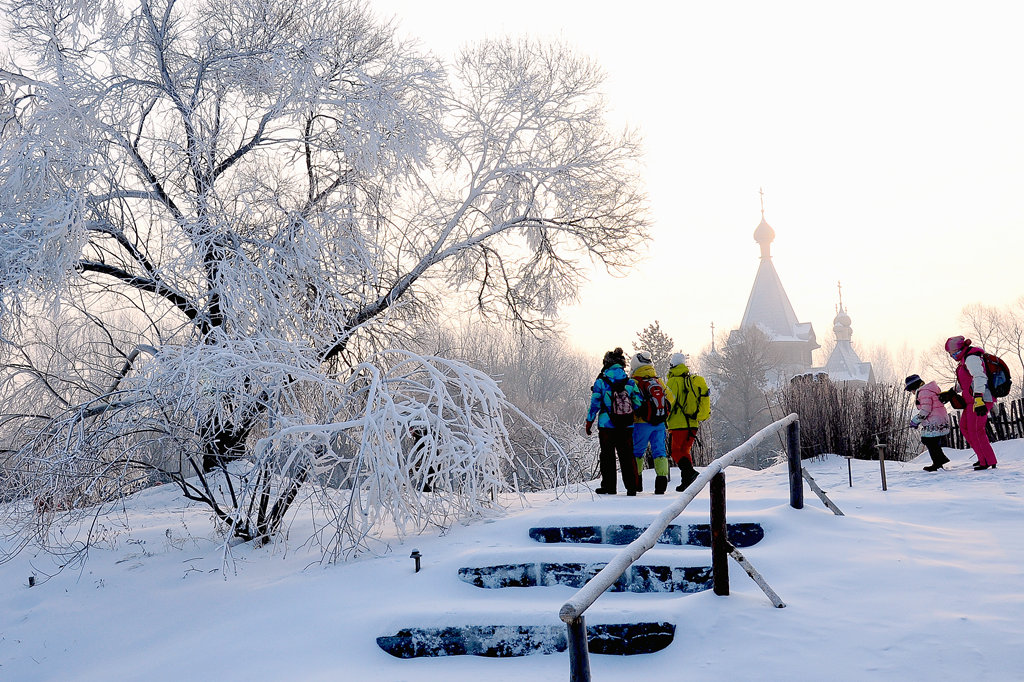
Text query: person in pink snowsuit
944 335 998 470
905 374 951 471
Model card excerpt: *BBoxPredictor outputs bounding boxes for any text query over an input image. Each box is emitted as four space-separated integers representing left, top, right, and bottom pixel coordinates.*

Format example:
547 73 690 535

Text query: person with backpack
665 353 711 491
628 350 674 494
904 374 951 472
585 347 644 495
944 336 998 470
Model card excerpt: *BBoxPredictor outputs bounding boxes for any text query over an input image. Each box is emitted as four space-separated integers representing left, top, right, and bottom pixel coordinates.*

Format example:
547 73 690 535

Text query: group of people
584 347 710 495
905 335 999 472
585 332 1001 496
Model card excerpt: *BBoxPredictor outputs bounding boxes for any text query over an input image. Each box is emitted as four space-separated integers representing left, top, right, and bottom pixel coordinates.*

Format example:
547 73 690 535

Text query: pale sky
370 0 1024 362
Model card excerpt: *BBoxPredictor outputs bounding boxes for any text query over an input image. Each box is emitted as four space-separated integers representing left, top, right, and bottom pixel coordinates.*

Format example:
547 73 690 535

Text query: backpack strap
670 373 700 420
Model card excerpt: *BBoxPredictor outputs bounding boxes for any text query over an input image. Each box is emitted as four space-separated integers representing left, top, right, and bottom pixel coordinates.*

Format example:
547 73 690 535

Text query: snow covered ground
2 440 1023 681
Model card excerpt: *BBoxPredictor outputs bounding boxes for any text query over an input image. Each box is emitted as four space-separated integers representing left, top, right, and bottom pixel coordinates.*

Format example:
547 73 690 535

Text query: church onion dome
833 309 852 330
753 216 775 244
753 216 775 259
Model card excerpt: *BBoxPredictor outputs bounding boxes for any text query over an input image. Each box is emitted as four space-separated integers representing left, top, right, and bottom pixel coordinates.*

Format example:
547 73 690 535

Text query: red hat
944 336 970 356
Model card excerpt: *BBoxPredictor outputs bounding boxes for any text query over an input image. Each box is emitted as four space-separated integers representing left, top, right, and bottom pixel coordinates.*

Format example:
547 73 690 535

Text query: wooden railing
559 414 802 681
948 397 1024 448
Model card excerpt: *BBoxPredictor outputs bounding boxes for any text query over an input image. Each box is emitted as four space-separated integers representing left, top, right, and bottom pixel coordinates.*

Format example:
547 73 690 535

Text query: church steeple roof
753 187 775 260
739 198 816 348
820 281 874 383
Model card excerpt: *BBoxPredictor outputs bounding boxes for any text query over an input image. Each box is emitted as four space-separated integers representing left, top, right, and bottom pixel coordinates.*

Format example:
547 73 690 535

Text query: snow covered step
376 621 675 658
528 522 764 548
457 561 712 593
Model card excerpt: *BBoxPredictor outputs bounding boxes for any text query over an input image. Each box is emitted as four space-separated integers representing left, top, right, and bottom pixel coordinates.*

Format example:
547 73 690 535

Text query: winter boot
654 475 668 495
675 458 699 492
675 466 700 489
922 463 942 472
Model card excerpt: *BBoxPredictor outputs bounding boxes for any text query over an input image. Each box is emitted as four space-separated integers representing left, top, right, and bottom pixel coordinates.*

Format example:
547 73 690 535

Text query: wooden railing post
710 471 729 596
567 615 591 682
787 419 803 509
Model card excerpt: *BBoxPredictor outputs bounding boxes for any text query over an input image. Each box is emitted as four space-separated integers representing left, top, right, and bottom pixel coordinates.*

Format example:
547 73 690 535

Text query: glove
909 417 921 429
942 391 966 410
973 396 988 416
585 420 594 436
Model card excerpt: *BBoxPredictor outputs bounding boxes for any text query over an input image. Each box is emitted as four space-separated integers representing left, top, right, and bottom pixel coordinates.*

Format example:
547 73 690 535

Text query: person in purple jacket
905 374 951 471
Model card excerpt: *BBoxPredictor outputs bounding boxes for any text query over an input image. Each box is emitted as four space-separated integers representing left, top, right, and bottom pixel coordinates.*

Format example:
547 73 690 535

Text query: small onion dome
753 216 775 259
833 309 852 329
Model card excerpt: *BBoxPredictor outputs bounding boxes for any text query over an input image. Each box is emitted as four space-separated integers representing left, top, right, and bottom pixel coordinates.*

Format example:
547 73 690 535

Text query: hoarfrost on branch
0 0 648 562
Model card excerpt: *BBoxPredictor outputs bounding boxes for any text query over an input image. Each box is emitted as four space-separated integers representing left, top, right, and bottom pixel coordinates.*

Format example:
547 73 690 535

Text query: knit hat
669 352 688 368
944 336 970 357
629 350 653 372
904 374 924 392
602 347 626 369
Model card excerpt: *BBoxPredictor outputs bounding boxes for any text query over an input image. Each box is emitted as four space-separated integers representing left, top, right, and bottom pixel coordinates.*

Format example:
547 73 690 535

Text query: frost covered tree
0 0 648 562
701 325 778 458
416 322 597 491
632 320 674 377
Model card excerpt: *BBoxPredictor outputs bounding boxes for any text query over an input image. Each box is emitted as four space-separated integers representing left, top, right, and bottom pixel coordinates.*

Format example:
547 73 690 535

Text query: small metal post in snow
873 435 888 491
843 455 853 487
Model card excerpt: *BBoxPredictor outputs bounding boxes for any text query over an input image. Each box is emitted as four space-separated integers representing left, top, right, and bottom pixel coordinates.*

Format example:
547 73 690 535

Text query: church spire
753 187 775 260
833 280 853 342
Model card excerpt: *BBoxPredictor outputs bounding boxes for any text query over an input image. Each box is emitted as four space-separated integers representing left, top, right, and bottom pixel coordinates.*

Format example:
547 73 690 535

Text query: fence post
710 471 729 596
873 435 888 491
567 615 591 682
786 419 803 509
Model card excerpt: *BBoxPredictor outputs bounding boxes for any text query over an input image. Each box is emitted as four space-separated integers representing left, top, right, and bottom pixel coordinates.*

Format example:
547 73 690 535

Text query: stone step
529 522 764 547
458 561 711 593
377 621 675 658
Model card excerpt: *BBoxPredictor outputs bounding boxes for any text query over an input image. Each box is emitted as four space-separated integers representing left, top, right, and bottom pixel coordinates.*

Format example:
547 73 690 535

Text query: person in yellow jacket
629 351 675 494
664 353 711 492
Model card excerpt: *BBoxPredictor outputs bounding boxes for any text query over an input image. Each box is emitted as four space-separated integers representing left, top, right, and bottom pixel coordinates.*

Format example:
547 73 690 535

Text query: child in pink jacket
905 374 951 471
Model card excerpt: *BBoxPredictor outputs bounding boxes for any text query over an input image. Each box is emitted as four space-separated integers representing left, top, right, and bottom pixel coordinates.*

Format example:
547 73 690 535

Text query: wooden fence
947 397 1024 449
776 379 917 462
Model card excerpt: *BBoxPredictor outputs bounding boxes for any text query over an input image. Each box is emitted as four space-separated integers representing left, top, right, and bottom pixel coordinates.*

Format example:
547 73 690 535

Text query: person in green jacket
665 353 711 492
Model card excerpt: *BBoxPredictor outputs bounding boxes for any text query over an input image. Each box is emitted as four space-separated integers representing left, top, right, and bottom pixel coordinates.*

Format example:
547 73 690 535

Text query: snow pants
959 406 998 466
633 422 669 478
598 427 638 493
920 435 950 467
668 428 697 465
